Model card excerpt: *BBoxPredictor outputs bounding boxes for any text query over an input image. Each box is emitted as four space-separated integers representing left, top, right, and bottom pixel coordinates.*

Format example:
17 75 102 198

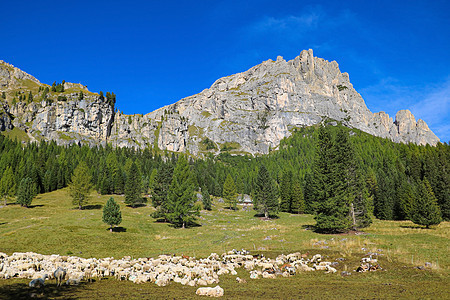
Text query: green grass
0 189 448 299
0 127 30 142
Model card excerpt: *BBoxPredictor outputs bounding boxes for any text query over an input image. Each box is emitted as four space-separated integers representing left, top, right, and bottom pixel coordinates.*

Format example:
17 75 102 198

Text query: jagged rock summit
0 50 440 154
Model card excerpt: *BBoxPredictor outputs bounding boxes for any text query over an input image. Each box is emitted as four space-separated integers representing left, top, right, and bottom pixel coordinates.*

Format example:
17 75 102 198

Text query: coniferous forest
0 122 448 231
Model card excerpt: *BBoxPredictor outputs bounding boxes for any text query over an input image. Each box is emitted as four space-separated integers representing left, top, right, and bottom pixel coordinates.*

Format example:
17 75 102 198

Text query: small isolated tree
0 166 16 206
202 186 212 211
411 180 442 228
124 161 142 208
69 162 92 209
254 165 278 219
223 174 237 210
16 177 37 207
102 197 122 232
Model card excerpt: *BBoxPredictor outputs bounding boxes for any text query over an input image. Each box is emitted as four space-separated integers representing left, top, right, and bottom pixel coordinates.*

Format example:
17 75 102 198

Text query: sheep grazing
196 285 224 297
54 267 66 287
29 274 48 288
65 276 83 286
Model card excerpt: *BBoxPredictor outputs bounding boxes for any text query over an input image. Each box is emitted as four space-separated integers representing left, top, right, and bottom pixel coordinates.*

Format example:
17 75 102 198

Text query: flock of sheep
0 249 381 297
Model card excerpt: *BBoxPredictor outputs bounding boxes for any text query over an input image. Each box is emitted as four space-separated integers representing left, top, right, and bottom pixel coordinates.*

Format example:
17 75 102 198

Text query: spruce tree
69 162 92 209
102 197 122 232
202 186 212 210
397 181 416 220
279 170 292 212
0 166 16 206
165 156 199 228
151 164 173 219
410 179 442 228
290 179 305 214
16 177 37 207
254 165 278 218
222 174 237 210
124 161 142 208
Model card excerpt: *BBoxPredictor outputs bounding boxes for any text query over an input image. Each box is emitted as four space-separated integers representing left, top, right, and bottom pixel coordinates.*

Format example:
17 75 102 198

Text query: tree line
0 122 448 230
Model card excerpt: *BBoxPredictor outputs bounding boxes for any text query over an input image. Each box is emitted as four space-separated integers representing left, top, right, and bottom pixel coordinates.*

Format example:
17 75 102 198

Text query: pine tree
124 161 142 208
165 156 199 228
151 164 173 219
254 165 278 218
16 177 37 207
222 174 237 210
311 126 369 232
202 186 212 210
27 91 33 103
69 162 92 209
102 197 122 232
0 166 16 206
290 179 305 214
397 181 416 220
410 179 442 228
148 168 158 194
279 170 292 212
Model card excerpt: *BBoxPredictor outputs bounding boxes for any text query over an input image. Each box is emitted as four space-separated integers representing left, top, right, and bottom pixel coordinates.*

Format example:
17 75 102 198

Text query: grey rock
0 51 440 152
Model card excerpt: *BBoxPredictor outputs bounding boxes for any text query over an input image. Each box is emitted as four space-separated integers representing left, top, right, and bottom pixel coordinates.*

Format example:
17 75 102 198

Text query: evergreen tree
69 162 92 209
148 168 157 194
102 197 122 232
311 127 353 232
279 170 293 212
165 156 199 228
27 91 33 103
0 166 16 206
78 92 84 100
410 179 442 228
202 186 212 210
397 181 416 220
124 161 142 207
290 178 305 214
16 177 37 207
254 165 278 218
222 174 237 210
151 164 173 219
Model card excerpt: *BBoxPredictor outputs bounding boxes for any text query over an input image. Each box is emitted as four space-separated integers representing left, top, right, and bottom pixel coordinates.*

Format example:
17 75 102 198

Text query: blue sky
1 0 449 141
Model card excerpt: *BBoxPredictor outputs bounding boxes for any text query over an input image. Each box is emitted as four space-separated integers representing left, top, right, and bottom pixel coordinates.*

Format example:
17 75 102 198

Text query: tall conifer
165 156 199 228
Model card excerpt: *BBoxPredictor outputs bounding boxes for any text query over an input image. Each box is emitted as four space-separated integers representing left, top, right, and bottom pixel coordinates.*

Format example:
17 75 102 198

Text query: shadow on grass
253 213 280 220
126 203 147 208
301 224 315 231
83 204 103 210
167 221 202 229
0 281 86 300
0 222 7 226
400 225 431 229
28 204 44 208
110 226 127 232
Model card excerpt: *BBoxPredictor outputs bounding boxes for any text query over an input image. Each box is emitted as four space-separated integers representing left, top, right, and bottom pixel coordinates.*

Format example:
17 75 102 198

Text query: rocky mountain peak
0 51 440 154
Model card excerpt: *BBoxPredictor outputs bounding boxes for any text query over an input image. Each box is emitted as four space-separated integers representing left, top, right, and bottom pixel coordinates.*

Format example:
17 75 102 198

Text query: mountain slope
0 50 440 154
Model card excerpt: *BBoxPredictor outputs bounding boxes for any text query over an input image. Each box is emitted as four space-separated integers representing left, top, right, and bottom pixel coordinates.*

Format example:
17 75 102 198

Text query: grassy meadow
0 189 448 299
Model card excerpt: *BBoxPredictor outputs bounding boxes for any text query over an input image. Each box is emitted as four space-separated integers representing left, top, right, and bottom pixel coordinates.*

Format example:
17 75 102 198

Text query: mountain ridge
0 50 440 155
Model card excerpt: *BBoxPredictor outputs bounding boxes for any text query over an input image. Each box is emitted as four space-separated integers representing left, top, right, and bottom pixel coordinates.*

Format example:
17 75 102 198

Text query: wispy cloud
361 78 450 142
410 79 450 142
249 10 322 34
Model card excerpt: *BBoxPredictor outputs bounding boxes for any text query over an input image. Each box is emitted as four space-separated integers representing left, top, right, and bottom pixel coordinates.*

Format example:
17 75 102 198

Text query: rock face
0 50 440 154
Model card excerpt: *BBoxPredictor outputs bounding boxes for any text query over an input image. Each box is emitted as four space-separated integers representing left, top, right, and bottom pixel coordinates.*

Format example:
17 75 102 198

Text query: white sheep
196 285 224 297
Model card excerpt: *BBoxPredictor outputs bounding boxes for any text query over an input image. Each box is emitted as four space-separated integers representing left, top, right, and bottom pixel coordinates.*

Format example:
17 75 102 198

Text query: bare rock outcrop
0 51 440 153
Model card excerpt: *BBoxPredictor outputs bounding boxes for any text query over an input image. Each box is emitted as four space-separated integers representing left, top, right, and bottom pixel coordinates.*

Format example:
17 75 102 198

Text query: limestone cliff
0 50 440 154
